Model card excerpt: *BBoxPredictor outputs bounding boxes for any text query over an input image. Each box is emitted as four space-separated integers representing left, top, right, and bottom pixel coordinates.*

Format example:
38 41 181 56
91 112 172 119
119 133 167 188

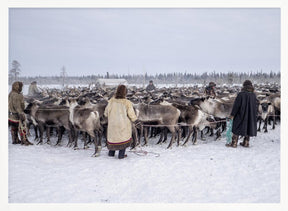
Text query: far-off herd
21 83 280 156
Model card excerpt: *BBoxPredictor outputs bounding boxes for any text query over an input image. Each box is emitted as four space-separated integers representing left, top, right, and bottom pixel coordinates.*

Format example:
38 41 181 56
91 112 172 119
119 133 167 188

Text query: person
226 80 257 148
146 80 156 92
104 85 140 159
204 82 216 97
28 81 41 97
9 81 33 145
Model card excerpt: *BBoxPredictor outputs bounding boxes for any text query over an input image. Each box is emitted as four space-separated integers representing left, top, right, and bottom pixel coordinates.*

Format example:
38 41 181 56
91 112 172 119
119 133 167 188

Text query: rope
140 119 227 128
257 114 280 117
101 144 160 157
128 147 160 157
31 109 70 111
138 114 280 128
83 145 160 157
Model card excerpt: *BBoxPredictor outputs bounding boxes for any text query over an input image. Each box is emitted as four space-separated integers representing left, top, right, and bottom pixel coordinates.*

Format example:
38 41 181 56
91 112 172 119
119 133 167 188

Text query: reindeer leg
66 123 75 147
92 131 102 157
182 126 187 138
66 127 74 147
154 127 160 138
66 131 73 147
92 131 98 156
142 127 148 146
183 126 193 146
204 126 210 135
272 115 275 129
156 129 164 144
146 127 150 139
209 128 214 136
264 118 268 133
46 127 51 145
163 128 168 143
167 131 176 149
58 126 65 146
86 132 93 145
73 130 79 150
221 120 226 132
98 128 103 147
55 127 62 146
37 123 44 145
34 125 39 141
138 125 143 146
215 129 221 140
83 131 92 149
102 126 107 147
257 119 261 132
201 129 206 140
262 119 266 129
149 127 154 138
130 126 136 149
192 126 198 145
167 126 175 149
176 126 181 146
131 124 138 149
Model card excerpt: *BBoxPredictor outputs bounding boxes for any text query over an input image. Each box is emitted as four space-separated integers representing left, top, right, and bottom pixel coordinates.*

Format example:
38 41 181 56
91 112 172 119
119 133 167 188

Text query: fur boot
226 134 238 148
240 136 250 147
11 126 21 144
20 133 33 145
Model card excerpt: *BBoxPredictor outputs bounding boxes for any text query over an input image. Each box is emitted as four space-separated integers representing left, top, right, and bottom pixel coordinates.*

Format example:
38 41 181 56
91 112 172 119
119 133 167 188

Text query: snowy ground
8 124 280 203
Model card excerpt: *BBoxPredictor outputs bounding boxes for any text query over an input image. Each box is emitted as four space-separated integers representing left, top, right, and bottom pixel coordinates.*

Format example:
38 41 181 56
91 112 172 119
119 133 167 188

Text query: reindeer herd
21 83 281 156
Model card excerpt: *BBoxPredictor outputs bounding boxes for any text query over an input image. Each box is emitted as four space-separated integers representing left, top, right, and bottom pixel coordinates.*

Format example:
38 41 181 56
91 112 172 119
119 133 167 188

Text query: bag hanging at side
226 118 233 144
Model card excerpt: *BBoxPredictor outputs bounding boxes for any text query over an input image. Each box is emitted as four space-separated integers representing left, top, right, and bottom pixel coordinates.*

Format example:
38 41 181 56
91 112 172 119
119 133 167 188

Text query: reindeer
190 96 234 118
189 96 235 139
68 98 103 157
133 103 181 148
24 101 75 145
171 103 216 145
268 93 281 122
258 99 276 133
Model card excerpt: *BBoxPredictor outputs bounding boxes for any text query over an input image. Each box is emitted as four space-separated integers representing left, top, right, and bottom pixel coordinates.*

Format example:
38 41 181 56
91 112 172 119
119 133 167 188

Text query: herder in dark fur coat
226 80 257 148
204 82 216 98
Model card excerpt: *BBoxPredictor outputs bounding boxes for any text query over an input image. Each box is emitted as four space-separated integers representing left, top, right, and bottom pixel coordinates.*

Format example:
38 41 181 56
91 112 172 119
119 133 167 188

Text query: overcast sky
9 8 280 77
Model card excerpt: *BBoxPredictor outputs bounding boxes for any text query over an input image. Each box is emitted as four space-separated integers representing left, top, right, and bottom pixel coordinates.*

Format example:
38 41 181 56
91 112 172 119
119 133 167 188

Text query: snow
6 83 286 210
8 124 280 203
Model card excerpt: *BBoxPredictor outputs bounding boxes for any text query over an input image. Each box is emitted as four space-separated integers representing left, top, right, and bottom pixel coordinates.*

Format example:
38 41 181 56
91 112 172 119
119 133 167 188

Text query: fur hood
12 81 23 93
241 80 254 92
241 84 254 92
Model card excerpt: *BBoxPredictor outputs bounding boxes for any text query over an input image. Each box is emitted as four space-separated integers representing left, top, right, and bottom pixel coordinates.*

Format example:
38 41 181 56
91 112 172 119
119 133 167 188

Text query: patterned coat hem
107 138 132 151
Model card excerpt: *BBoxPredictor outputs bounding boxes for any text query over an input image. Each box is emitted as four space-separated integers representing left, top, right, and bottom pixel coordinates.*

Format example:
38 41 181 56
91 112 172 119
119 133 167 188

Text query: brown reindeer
134 103 181 148
189 96 235 139
190 96 234 118
171 103 216 145
24 101 75 145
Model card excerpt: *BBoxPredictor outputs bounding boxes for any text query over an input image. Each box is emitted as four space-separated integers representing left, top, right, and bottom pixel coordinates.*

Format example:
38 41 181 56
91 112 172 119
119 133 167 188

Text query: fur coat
104 97 137 150
231 85 258 136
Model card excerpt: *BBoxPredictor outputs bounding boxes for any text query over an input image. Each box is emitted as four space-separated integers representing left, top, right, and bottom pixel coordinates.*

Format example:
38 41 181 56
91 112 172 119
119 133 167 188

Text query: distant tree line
10 71 280 86
9 60 280 86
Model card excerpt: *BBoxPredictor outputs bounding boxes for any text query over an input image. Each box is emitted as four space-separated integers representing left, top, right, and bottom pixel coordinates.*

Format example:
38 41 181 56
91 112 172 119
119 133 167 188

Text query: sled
226 118 233 144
